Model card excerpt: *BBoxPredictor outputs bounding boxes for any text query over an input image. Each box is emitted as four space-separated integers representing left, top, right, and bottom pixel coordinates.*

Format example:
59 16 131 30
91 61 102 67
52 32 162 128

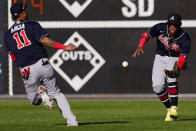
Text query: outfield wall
1 0 196 95
0 0 4 93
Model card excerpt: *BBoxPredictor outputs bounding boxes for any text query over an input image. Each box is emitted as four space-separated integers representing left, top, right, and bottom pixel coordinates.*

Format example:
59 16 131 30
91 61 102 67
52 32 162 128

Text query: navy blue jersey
148 23 191 57
5 20 48 67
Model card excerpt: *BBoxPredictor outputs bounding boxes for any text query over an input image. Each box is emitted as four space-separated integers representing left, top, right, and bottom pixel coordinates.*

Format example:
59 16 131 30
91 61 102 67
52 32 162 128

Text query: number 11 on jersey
13 30 31 49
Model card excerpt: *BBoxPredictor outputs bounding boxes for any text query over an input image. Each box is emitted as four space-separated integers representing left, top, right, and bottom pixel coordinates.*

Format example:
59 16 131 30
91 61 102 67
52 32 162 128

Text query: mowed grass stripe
0 100 196 131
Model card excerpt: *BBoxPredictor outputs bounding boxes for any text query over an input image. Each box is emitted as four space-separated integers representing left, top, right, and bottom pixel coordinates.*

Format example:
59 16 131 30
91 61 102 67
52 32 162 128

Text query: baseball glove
164 61 180 78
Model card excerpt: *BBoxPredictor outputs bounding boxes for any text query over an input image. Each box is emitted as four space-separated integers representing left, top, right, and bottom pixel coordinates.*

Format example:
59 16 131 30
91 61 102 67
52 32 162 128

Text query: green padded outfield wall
1 0 196 94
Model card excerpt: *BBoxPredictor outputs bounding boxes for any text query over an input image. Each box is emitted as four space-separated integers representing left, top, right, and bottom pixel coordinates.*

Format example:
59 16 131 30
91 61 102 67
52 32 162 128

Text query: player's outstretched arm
132 32 150 58
40 37 76 51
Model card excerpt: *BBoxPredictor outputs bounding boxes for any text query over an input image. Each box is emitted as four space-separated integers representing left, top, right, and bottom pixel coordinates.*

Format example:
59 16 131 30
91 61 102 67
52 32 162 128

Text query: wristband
54 42 66 50
10 53 17 62
178 55 187 70
138 32 150 48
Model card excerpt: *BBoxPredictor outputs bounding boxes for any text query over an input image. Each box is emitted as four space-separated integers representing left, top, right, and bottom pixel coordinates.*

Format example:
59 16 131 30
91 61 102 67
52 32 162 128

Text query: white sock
54 93 77 121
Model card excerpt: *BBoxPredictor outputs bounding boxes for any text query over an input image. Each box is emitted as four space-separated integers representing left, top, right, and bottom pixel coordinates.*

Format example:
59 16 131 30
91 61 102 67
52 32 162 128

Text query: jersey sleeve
148 23 161 38
5 33 12 54
180 33 191 56
33 22 49 41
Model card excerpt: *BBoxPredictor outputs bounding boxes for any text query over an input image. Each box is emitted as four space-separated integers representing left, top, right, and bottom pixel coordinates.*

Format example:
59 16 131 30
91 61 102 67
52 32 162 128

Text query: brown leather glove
164 61 180 78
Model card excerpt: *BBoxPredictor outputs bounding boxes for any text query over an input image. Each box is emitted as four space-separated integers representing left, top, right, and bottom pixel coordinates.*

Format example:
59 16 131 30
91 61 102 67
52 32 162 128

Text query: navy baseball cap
10 3 26 18
167 13 182 25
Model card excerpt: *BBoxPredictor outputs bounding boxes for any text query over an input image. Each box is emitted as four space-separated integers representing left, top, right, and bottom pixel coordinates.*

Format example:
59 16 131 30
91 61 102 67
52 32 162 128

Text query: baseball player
132 13 191 121
5 3 78 126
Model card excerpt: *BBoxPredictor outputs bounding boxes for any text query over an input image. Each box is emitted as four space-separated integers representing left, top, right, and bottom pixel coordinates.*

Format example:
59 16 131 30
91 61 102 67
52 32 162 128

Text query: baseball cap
167 13 182 25
10 3 26 18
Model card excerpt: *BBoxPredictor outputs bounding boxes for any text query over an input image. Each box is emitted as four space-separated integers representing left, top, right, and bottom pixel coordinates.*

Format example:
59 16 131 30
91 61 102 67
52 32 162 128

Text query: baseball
122 61 128 67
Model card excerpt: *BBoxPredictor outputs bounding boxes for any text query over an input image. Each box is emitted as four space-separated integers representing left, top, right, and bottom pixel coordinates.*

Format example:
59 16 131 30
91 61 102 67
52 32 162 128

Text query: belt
156 52 178 57
19 58 49 68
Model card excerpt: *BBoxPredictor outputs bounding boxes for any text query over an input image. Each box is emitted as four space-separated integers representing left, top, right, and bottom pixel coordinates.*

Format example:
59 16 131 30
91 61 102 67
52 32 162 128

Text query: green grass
1 100 196 131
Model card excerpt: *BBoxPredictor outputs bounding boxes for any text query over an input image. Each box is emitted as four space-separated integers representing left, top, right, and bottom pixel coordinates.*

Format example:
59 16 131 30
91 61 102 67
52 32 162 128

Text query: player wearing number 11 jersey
6 20 48 67
5 2 78 126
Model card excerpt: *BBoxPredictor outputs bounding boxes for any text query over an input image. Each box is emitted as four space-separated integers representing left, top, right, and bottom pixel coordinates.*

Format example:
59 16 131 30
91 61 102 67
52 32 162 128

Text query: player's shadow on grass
177 118 196 121
79 121 130 126
56 121 130 126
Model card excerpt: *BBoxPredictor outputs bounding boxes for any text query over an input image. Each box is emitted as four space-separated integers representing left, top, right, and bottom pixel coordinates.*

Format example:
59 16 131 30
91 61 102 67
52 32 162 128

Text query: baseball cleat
67 119 78 127
165 108 174 122
38 86 54 109
170 106 178 119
